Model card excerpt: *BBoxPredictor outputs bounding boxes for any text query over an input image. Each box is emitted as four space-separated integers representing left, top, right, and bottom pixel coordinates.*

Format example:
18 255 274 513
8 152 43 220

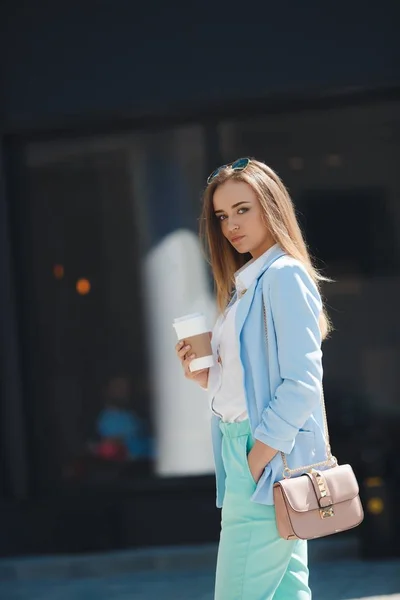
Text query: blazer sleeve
254 262 323 454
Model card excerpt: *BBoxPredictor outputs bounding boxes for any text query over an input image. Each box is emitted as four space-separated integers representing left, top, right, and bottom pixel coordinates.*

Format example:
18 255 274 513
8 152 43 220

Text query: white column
142 229 216 476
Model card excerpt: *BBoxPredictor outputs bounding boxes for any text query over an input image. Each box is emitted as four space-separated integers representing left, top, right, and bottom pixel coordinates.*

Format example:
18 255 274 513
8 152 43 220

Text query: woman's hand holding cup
173 313 214 390
175 340 209 389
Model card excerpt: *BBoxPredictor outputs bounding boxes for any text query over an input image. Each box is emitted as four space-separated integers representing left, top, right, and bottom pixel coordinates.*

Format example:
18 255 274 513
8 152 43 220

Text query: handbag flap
276 464 359 513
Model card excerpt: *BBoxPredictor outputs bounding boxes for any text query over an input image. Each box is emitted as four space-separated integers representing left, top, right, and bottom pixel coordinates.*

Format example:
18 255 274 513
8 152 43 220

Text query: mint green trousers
214 419 311 600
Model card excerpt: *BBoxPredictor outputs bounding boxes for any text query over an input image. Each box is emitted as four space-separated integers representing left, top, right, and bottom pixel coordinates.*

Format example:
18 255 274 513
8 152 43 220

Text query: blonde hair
199 159 332 339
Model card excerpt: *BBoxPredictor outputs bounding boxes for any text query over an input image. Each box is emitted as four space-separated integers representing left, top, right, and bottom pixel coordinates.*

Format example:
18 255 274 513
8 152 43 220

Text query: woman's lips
231 235 245 245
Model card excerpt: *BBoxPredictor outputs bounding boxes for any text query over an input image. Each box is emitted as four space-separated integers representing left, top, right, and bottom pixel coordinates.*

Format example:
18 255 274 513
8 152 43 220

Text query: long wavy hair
199 159 332 339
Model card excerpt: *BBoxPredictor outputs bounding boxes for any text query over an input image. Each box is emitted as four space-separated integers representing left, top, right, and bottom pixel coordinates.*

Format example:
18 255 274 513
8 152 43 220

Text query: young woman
175 158 331 599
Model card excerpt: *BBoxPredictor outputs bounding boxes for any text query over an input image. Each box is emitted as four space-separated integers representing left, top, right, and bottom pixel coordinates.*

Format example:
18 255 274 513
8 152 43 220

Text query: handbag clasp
320 507 335 518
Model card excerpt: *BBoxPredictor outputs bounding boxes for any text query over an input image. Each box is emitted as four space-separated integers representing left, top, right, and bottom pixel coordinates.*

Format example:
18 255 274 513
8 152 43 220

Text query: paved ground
0 537 399 599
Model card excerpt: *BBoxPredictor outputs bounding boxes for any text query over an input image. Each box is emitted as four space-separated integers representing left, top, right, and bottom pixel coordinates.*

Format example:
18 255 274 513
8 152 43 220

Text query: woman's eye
217 208 248 222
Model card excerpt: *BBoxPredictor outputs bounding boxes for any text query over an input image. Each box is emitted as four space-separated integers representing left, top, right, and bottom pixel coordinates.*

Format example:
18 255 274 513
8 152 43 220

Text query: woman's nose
227 217 239 231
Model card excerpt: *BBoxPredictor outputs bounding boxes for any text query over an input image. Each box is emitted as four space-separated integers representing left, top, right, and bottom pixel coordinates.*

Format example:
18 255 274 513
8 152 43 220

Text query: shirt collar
235 243 279 297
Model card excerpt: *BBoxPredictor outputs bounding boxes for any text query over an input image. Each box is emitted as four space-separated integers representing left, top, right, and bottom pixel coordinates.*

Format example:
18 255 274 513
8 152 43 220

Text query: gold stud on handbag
263 302 364 540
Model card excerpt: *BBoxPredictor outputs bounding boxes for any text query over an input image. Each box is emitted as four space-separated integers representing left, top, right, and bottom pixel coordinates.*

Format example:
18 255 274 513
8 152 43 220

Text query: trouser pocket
221 429 256 493
242 433 256 485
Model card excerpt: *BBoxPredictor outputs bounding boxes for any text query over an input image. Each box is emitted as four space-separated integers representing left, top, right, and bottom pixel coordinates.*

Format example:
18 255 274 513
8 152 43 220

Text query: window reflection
24 125 215 494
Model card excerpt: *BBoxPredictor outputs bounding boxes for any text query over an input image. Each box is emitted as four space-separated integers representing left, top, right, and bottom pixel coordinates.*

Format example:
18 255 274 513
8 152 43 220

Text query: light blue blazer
211 244 328 507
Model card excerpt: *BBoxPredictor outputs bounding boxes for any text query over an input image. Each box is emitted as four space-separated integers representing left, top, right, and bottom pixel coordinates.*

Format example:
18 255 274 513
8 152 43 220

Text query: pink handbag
273 461 364 540
262 303 364 540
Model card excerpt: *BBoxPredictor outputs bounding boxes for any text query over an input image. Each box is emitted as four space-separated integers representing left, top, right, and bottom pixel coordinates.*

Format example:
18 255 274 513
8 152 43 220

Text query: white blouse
208 244 278 422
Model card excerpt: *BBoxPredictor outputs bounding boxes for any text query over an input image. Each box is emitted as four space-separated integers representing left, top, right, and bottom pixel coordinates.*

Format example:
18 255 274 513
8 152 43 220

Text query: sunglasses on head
207 157 251 185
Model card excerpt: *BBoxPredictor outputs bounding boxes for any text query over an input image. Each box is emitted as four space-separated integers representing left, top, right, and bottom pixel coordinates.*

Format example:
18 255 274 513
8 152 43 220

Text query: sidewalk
0 537 399 599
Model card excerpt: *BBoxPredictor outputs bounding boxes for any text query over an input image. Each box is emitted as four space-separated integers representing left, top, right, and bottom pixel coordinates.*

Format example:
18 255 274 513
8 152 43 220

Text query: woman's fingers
180 346 191 360
176 341 192 361
175 340 197 379
183 353 197 377
176 340 205 381
183 353 196 371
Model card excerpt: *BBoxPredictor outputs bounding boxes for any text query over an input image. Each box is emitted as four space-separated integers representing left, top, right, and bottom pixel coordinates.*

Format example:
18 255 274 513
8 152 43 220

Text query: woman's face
213 179 274 259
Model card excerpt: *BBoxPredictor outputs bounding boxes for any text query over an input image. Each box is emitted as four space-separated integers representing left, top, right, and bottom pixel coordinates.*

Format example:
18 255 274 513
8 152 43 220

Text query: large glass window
21 126 215 495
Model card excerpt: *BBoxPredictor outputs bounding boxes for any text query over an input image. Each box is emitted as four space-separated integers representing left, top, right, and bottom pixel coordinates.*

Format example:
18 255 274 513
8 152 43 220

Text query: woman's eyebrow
214 201 251 215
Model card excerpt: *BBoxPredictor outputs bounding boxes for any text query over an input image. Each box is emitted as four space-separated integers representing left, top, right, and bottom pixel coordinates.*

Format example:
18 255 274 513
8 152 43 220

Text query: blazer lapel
235 246 286 340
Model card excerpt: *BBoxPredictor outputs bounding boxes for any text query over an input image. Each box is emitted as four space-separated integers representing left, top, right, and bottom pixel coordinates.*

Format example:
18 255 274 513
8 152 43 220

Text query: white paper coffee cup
173 313 214 372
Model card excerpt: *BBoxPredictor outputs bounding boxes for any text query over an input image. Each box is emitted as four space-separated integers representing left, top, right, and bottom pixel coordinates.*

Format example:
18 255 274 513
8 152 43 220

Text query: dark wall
1 2 399 130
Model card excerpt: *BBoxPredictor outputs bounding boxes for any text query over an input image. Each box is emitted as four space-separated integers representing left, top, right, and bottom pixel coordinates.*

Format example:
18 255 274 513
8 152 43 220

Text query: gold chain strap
262 303 337 478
